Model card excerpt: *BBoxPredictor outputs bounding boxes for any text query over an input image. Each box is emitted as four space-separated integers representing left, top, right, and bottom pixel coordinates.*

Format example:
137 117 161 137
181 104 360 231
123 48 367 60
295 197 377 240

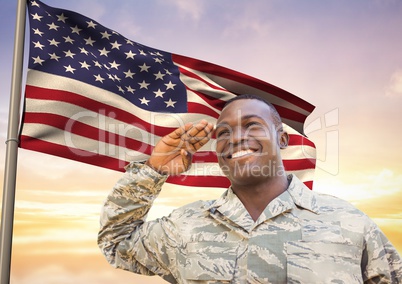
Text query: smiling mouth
229 149 256 159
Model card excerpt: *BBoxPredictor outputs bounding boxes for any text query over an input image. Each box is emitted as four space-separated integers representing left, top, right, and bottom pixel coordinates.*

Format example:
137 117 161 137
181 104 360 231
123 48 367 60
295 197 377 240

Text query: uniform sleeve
361 219 402 283
97 162 177 281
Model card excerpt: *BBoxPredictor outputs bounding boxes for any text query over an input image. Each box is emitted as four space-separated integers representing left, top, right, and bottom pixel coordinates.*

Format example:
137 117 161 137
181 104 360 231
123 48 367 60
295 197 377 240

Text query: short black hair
223 94 283 131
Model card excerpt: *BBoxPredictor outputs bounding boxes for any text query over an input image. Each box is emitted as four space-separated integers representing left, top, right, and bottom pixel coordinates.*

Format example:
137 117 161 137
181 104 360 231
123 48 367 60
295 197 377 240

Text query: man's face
215 99 286 186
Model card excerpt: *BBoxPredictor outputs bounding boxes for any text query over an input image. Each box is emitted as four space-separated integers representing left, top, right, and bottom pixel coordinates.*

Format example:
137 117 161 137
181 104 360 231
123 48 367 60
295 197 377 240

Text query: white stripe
204 74 312 118
281 144 316 161
175 63 236 100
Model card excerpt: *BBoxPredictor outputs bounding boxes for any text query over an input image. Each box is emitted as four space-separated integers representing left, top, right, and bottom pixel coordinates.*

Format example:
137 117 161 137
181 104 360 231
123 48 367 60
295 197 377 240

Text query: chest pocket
286 241 363 283
182 242 237 283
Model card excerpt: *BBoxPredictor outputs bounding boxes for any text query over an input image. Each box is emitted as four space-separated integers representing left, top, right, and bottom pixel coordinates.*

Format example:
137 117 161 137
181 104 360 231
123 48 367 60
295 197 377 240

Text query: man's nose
230 126 246 144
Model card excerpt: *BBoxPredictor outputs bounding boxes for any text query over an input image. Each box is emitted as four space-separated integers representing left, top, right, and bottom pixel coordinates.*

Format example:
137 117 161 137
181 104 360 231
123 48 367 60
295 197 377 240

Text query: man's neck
231 175 289 222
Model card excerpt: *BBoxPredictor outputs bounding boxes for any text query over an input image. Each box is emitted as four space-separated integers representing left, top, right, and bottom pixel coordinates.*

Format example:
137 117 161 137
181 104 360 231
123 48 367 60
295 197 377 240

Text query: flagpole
0 0 27 282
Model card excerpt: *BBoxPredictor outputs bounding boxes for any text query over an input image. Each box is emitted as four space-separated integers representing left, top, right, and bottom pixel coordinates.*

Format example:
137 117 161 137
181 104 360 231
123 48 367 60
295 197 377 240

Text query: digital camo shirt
98 162 402 283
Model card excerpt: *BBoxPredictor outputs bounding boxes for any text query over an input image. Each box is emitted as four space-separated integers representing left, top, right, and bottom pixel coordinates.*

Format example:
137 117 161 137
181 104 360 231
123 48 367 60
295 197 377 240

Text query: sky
1 0 402 283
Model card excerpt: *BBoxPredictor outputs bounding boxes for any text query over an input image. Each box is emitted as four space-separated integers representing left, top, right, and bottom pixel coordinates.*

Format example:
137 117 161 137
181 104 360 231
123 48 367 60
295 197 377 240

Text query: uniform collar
205 174 319 232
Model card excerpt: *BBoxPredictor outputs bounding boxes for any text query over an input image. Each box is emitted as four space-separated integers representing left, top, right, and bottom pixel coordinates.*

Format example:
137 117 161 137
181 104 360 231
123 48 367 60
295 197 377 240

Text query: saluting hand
145 119 214 175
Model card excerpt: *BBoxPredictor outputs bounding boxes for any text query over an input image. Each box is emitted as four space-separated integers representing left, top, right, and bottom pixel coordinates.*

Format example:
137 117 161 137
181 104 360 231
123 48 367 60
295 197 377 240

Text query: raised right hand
145 119 214 175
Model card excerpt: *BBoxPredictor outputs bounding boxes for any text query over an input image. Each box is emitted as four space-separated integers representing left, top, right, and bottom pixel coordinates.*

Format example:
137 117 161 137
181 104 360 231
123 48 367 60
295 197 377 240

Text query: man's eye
216 130 229 138
245 121 261 128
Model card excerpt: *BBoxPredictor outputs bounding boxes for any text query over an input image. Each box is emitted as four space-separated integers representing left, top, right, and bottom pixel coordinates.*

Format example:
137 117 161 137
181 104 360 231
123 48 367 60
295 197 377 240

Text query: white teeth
231 149 254 158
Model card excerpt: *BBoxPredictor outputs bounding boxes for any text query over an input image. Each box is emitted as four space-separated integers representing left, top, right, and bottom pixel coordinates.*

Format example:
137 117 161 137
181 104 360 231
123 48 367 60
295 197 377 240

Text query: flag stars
86 21 97 29
165 99 176 108
47 22 60 31
154 71 166 80
138 80 150 89
100 31 112 39
79 47 89 55
84 37 96 46
98 48 110 57
64 50 76 58
123 69 135 78
32 56 44 65
31 1 40 7
139 97 150 105
154 57 163 64
56 13 68 23
110 41 122 50
48 38 60 47
139 63 151 72
64 65 76 73
165 81 176 90
63 36 74 44
107 74 115 81
49 53 60 61
126 86 135 94
94 74 105 83
117 86 125 93
70 25 82 34
139 49 147 56
33 41 45 50
154 89 165 98
79 61 91 70
32 28 44 36
125 50 136 59
93 61 103 68
109 60 120 69
165 69 173 75
114 75 121 82
31 13 43 21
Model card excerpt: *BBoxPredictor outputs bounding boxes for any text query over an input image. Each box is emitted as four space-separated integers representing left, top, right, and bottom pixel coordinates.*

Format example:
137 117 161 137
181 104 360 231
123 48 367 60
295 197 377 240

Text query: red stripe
187 102 219 119
283 158 316 171
20 135 129 171
304 180 314 190
273 105 308 124
172 54 315 113
288 134 315 148
22 112 155 155
26 85 178 137
19 135 233 188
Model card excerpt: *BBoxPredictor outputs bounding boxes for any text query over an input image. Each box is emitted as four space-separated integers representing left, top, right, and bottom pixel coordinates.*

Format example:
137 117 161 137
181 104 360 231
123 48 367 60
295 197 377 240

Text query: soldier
98 94 402 283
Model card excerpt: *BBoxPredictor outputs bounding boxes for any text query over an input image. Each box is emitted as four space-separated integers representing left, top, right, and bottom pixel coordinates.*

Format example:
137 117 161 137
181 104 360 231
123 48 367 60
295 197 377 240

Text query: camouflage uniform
98 162 402 283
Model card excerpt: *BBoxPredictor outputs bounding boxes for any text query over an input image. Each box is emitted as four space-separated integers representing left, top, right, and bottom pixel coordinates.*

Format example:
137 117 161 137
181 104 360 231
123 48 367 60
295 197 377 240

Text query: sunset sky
1 0 402 283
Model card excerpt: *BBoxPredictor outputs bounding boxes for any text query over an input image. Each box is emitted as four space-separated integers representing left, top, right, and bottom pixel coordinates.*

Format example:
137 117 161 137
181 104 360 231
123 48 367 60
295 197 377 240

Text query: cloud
164 0 205 22
314 169 402 219
385 69 402 97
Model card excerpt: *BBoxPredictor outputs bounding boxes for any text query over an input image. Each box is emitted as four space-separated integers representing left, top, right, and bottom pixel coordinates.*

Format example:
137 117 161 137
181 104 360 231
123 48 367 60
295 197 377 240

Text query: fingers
161 120 214 154
182 120 214 152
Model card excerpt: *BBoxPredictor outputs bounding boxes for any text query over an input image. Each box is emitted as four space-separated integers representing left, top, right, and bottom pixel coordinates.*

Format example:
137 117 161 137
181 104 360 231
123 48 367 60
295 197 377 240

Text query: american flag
20 0 317 189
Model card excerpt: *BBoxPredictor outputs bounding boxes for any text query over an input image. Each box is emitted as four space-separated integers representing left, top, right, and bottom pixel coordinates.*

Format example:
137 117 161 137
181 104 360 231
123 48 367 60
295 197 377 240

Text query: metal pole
0 0 27 283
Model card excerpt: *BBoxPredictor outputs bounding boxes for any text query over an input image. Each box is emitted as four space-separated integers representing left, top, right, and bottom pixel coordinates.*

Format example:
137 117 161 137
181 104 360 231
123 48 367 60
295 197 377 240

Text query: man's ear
278 131 289 149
